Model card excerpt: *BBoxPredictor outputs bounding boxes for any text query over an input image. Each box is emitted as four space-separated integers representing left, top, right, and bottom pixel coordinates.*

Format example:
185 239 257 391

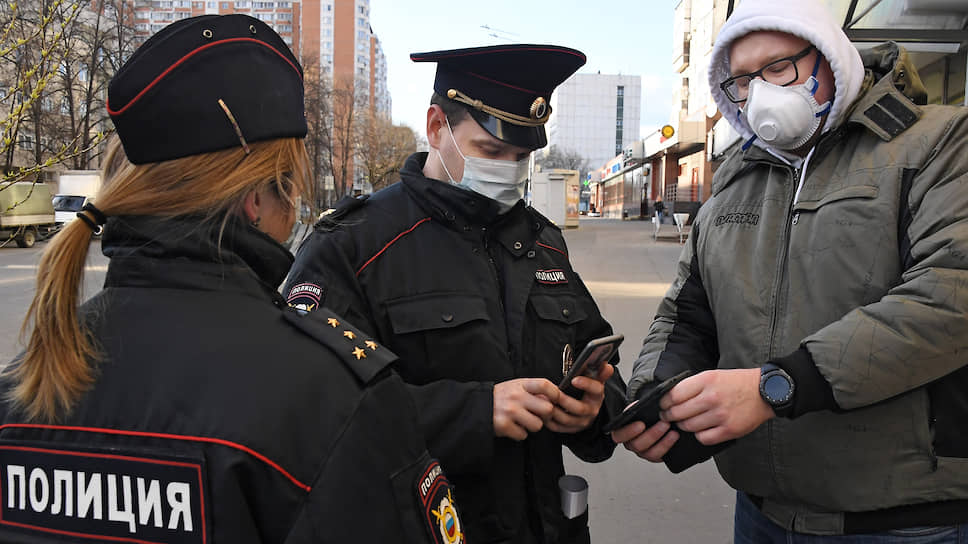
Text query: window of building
253 1 273 8
325 3 331 11
174 11 192 19
322 16 330 23
358 17 365 26
324 28 332 36
322 54 332 63
19 134 33 151
357 30 366 40
193 2 203 8
254 11 272 20
276 11 291 19
283 35 291 45
235 1 249 8
221 2 229 8
276 1 289 6
323 41 331 49
207 1 215 7
175 0 190 6
275 24 290 32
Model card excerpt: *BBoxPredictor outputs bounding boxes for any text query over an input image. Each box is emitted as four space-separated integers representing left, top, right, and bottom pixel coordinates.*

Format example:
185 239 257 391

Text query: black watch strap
760 363 795 417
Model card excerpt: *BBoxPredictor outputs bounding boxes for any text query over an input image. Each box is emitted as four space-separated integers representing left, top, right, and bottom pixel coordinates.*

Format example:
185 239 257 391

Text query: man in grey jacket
613 1 968 542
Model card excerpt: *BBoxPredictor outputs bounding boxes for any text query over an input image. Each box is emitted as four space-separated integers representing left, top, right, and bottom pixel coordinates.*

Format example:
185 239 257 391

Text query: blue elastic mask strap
741 135 758 151
816 102 832 117
737 109 757 150
807 50 823 95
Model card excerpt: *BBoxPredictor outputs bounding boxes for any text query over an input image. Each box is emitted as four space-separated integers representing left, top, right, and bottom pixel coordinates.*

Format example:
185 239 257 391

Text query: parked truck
0 182 57 248
53 170 102 226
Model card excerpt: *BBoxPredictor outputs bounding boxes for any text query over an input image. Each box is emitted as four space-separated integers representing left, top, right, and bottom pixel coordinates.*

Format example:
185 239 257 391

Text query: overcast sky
369 0 678 139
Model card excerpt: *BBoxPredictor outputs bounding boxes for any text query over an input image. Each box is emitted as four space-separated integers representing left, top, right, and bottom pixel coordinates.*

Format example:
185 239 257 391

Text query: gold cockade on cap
447 89 551 127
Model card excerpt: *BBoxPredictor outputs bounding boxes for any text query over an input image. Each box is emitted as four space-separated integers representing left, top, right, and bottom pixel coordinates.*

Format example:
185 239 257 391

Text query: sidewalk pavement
562 218 735 544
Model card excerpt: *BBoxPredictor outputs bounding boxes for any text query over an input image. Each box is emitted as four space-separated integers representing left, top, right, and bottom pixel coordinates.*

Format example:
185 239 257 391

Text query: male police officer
285 45 627 543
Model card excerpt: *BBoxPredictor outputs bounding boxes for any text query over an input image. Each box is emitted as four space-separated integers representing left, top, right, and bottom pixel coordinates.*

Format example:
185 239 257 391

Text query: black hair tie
76 203 107 234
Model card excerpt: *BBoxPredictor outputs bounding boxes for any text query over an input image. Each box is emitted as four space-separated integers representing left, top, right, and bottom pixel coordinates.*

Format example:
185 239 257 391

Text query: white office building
546 73 642 171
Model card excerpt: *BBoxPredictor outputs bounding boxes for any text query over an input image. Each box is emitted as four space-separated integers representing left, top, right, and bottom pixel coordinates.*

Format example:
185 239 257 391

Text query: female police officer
0 15 462 544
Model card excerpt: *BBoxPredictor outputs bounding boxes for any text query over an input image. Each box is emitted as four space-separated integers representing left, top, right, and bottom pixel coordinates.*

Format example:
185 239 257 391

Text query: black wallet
603 370 734 473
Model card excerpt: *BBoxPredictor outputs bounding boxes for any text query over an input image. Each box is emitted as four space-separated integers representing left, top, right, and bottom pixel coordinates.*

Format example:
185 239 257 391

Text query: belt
747 493 968 534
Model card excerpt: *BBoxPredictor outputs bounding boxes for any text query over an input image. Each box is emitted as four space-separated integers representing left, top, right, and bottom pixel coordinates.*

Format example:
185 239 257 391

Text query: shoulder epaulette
314 194 370 229
528 206 561 232
282 306 396 384
862 93 921 141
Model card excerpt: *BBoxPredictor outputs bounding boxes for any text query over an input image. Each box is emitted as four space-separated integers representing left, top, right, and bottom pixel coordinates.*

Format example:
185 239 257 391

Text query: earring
251 217 261 228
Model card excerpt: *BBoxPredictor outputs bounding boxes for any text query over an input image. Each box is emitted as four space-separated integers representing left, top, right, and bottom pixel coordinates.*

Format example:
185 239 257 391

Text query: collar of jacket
400 152 544 257
100 214 293 300
713 42 924 196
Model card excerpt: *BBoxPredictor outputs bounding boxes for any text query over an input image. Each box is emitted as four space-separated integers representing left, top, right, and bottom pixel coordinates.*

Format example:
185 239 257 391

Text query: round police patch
285 282 324 314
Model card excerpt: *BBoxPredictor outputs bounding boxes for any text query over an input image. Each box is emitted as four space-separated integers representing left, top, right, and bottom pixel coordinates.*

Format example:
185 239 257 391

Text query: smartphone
558 334 624 398
601 370 693 433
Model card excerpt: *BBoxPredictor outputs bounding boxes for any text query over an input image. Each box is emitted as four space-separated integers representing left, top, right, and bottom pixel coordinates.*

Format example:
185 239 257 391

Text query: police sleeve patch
0 444 209 544
416 460 464 544
286 282 325 314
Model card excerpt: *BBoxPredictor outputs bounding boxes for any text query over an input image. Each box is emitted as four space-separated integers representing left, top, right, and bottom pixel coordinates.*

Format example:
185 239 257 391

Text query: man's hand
659 368 774 445
547 363 615 434
611 419 679 462
493 378 561 440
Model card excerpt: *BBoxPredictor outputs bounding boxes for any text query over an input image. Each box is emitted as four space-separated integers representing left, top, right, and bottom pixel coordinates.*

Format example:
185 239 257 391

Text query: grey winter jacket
629 43 968 534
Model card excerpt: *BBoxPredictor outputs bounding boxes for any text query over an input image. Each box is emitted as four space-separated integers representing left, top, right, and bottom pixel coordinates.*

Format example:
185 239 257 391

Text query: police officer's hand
659 368 774 445
610 419 679 462
493 378 560 441
547 363 615 434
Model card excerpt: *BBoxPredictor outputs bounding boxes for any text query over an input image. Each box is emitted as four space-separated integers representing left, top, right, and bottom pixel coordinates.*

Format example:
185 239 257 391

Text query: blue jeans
734 492 968 543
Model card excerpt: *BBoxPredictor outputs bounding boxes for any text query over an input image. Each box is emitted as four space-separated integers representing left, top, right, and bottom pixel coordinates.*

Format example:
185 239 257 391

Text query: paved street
0 218 735 542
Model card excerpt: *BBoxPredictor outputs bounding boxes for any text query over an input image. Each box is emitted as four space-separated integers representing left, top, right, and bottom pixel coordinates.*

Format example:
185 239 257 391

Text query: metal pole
963 47 968 106
943 55 950 106
846 0 885 29
842 0 859 29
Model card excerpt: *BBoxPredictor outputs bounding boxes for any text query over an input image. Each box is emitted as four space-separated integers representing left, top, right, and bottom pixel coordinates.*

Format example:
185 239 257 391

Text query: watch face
763 374 792 403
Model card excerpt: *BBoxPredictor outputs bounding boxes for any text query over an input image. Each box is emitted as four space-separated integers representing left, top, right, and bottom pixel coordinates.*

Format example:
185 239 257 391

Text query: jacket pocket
386 292 489 335
385 292 494 383
529 294 588 381
793 185 879 211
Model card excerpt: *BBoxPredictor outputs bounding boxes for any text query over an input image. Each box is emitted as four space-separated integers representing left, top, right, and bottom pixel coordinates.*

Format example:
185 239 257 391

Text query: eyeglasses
720 45 816 103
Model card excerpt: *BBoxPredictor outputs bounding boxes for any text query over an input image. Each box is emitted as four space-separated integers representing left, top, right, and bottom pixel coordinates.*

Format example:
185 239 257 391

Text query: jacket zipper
481 226 507 318
767 165 799 360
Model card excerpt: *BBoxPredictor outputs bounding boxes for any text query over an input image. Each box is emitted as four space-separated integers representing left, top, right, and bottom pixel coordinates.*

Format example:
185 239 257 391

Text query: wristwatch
759 363 795 416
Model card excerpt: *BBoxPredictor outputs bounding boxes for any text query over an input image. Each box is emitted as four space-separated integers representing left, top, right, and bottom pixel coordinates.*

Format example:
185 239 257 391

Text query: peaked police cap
410 44 586 150
108 15 307 164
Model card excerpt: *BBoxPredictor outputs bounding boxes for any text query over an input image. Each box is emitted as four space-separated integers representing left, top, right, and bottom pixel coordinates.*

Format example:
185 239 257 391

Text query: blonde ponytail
9 136 311 422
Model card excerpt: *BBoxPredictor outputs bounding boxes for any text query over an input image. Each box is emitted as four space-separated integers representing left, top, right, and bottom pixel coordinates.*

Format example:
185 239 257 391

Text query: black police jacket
285 153 627 544
0 216 464 544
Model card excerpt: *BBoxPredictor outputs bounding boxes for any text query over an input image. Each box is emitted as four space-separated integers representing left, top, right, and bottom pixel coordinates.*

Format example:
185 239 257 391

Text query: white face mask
741 76 832 151
437 117 530 211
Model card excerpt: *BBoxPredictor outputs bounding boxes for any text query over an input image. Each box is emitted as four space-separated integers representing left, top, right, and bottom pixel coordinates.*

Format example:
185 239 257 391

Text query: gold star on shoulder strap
352 346 367 360
327 317 339 328
365 340 378 351
343 330 356 340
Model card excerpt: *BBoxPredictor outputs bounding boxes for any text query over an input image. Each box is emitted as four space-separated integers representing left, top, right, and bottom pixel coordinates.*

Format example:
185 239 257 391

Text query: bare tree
50 0 135 169
1 0 124 197
302 55 333 212
535 145 588 177
355 113 416 192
